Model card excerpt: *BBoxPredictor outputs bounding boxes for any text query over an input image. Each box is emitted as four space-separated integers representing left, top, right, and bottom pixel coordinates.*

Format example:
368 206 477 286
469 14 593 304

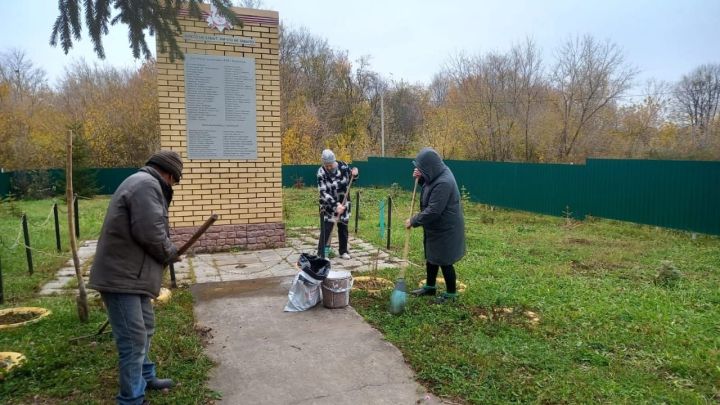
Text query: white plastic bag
284 272 322 312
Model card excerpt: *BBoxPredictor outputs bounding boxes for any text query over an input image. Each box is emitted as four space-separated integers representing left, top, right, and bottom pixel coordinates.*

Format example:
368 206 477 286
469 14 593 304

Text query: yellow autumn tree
282 96 321 164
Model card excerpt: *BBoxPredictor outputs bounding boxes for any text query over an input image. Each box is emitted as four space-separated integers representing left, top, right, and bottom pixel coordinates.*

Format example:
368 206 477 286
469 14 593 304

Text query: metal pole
354 191 360 234
22 213 33 275
380 93 385 157
73 193 80 238
53 203 61 251
386 196 392 249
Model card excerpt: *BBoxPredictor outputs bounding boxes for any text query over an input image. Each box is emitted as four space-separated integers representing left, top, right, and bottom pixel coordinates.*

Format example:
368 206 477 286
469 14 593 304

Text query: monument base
171 222 285 253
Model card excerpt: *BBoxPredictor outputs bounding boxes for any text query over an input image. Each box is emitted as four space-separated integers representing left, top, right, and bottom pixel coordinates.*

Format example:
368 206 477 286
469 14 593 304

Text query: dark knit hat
146 150 183 182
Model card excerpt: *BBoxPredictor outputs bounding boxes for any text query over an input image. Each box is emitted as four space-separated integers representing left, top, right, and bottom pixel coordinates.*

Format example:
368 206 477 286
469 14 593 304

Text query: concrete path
39 240 98 295
40 227 443 404
193 277 439 404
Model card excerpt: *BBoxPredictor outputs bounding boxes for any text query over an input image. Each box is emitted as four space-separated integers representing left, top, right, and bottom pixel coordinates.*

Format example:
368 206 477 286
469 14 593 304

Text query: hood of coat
413 147 446 183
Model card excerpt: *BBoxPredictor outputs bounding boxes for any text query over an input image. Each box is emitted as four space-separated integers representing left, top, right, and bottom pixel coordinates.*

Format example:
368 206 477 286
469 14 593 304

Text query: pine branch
51 0 243 61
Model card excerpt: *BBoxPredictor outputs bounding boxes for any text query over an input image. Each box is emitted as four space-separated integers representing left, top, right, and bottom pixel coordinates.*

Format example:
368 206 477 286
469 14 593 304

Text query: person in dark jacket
317 149 359 259
89 150 183 405
404 147 466 303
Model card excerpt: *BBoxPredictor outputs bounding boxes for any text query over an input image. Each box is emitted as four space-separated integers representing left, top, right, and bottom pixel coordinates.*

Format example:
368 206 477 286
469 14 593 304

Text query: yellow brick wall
156 5 282 250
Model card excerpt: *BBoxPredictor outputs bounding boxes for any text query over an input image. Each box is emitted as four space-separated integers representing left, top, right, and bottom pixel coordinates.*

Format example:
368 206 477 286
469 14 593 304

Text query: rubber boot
434 292 458 304
410 285 436 296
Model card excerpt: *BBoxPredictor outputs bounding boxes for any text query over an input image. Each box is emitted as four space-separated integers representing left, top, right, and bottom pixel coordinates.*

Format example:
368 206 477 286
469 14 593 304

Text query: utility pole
380 93 385 157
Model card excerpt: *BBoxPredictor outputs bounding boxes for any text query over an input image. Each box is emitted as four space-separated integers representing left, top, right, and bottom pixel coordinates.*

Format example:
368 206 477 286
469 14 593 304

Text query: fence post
0 255 4 304
22 213 33 275
53 203 62 251
73 193 80 238
169 263 177 289
354 191 360 234
386 196 392 249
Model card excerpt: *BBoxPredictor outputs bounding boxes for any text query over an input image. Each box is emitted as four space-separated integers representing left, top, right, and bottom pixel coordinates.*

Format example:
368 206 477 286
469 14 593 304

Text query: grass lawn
0 196 214 404
284 186 720 404
2 187 719 404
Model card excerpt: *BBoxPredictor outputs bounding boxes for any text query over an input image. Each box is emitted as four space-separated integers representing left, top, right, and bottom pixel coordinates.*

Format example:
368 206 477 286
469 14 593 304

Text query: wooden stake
67 129 89 322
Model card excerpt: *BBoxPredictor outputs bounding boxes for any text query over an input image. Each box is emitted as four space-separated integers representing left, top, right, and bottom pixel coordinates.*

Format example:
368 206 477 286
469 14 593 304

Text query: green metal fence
94 168 138 195
0 168 137 198
2 159 718 235
283 157 720 236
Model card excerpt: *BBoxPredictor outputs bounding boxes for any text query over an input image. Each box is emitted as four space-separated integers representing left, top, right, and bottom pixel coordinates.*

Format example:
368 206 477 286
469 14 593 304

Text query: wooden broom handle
332 173 356 222
177 214 218 256
401 177 419 264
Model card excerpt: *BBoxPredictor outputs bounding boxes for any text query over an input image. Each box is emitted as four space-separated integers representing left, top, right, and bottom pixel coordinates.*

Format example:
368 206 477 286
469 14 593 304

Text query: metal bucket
321 270 353 309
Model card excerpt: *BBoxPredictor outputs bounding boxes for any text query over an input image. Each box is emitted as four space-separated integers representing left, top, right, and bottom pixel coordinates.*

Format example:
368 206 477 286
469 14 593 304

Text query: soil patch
0 307 51 329
471 306 540 327
0 311 36 325
353 276 394 296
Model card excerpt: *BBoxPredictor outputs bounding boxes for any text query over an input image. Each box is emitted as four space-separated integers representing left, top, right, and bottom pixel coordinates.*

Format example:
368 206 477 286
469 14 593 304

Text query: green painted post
386 196 392 249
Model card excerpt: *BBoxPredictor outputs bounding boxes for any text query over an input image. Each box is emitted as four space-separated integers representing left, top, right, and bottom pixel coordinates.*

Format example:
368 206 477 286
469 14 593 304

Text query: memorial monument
156 4 282 251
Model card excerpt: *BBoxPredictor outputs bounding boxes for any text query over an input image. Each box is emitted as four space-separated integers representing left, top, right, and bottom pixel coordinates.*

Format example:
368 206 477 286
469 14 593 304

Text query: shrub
10 171 57 200
654 260 681 288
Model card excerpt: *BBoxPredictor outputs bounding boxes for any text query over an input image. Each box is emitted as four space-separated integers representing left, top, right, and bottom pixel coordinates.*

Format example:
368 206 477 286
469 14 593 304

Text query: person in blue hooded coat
404 147 466 303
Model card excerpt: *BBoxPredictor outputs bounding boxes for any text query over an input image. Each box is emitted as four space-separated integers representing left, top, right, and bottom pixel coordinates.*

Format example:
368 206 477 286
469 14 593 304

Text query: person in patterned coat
317 149 359 259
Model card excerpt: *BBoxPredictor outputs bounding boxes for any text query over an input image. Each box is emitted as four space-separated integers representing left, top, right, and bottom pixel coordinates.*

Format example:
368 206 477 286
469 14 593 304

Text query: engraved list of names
184 54 257 159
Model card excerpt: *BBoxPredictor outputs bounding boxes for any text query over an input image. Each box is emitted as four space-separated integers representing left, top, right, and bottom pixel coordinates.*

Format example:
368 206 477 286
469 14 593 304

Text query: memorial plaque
184 54 257 159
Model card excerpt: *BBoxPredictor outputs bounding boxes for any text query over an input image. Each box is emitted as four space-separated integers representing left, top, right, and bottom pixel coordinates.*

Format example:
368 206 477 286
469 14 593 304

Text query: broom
389 177 419 314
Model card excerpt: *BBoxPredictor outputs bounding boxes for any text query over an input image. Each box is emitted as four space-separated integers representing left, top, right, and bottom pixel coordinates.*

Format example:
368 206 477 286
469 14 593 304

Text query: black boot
146 377 175 391
410 285 436 296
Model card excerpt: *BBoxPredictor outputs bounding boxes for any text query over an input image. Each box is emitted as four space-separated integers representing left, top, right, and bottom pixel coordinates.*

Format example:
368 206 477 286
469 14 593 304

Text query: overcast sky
1 0 718 91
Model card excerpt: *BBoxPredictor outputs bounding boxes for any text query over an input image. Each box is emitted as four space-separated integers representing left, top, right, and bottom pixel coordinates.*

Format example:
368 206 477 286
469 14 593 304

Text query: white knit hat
321 149 335 164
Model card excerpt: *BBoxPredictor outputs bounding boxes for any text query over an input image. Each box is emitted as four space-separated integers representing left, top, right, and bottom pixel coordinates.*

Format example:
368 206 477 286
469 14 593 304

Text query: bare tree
279 26 343 146
444 51 522 161
279 26 383 161
673 63 720 145
443 53 490 160
0 49 50 107
510 38 544 161
552 35 637 161
383 81 427 156
424 73 461 158
619 80 670 157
